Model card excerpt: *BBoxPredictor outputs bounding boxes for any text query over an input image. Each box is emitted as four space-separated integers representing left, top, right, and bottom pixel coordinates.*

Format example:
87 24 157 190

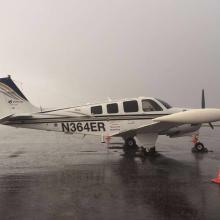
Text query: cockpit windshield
156 99 172 109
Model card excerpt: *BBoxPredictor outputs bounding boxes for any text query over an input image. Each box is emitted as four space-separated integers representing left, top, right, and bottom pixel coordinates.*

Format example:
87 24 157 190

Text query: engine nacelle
165 124 201 138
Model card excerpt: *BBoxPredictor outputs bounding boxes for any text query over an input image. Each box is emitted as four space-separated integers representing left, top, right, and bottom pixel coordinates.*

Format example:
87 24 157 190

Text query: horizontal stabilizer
0 114 34 124
154 109 220 124
0 114 14 123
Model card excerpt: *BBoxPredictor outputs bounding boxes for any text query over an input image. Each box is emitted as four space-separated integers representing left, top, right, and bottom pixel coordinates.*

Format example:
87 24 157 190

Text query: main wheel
195 142 205 152
125 137 136 148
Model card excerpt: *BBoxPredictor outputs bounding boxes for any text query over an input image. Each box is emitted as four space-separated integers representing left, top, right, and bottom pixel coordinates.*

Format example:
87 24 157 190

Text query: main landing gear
125 137 137 148
191 134 208 153
123 137 158 157
123 137 138 155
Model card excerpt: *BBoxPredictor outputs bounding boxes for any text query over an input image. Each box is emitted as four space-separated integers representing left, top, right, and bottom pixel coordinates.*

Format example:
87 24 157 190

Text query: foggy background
0 0 219 109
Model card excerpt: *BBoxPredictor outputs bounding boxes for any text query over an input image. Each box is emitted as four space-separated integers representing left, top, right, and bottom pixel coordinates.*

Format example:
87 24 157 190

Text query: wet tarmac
0 126 220 220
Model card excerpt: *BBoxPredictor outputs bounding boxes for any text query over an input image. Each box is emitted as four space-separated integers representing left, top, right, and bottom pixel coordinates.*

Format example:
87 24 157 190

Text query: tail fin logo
8 99 24 105
0 81 26 104
0 76 37 114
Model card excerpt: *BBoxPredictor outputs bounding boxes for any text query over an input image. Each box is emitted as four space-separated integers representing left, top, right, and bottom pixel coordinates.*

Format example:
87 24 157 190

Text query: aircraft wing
111 121 176 148
112 108 220 138
111 121 175 138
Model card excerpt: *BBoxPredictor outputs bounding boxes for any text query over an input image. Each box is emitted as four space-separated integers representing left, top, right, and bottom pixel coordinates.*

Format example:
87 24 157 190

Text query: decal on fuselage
61 122 106 133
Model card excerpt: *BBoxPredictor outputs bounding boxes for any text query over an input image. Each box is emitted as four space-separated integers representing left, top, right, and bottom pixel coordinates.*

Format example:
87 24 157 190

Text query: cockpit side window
142 99 163 112
91 105 103 114
156 99 172 109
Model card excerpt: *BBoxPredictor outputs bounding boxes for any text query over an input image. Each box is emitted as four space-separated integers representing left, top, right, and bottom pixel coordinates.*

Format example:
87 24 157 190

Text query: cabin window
91 105 103 114
142 99 163 112
123 100 139 113
107 103 119 114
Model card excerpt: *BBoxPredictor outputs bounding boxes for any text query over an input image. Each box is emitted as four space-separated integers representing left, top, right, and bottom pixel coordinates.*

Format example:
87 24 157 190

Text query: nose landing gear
192 134 208 153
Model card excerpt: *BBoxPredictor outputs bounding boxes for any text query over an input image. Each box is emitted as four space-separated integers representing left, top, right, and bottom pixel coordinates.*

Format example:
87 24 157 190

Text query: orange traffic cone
212 169 220 184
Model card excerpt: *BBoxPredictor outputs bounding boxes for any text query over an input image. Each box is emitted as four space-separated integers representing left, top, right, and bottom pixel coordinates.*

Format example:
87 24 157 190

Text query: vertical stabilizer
0 76 38 117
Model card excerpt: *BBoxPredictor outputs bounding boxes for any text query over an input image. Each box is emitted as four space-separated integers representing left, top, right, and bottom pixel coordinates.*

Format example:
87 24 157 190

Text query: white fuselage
5 97 200 139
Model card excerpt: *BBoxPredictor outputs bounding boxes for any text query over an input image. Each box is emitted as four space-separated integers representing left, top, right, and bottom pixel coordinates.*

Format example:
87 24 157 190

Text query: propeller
202 89 214 129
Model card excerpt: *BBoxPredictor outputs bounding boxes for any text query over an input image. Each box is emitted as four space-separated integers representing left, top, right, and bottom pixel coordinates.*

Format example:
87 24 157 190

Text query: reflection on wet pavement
0 126 220 220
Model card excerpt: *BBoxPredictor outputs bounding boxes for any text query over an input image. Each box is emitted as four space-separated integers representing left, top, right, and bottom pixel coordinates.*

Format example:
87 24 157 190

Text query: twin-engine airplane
0 76 220 153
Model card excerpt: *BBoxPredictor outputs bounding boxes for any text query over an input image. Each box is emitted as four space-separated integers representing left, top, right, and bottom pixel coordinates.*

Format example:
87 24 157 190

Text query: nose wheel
192 135 208 153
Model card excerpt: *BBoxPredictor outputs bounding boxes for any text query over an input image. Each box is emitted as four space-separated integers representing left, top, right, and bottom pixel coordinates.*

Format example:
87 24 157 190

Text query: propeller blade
209 122 214 130
202 89 205 109
201 89 213 129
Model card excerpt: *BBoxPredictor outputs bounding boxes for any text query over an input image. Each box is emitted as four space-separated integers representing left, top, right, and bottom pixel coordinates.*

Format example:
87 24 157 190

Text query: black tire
125 137 136 148
195 142 205 152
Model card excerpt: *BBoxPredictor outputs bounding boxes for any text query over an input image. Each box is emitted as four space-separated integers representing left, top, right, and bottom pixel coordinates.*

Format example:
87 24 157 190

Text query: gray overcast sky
0 0 220 108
